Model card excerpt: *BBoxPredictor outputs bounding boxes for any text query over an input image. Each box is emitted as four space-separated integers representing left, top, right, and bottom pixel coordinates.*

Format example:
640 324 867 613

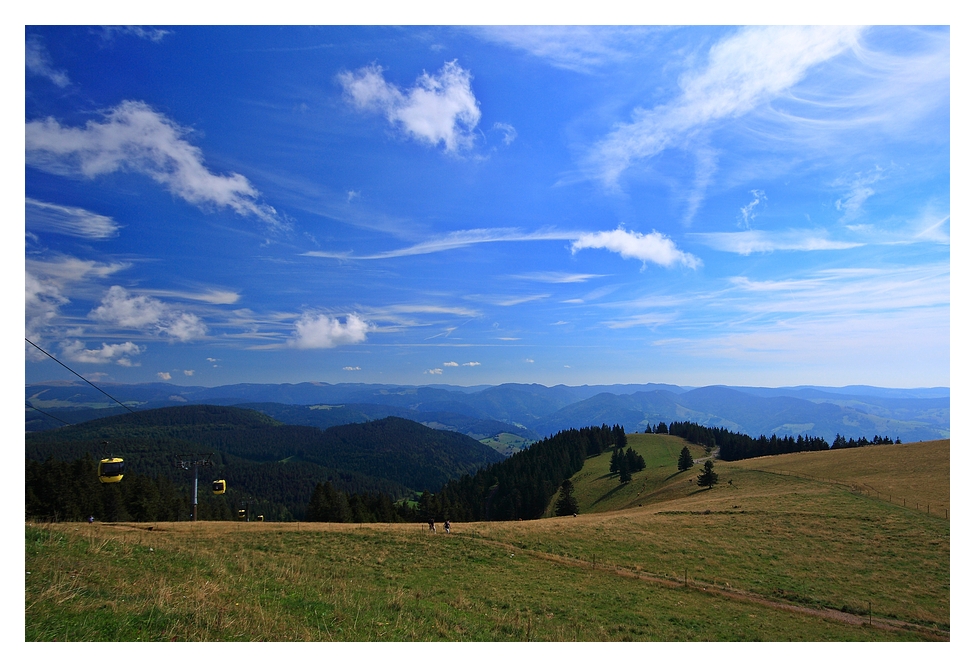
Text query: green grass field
25 437 949 641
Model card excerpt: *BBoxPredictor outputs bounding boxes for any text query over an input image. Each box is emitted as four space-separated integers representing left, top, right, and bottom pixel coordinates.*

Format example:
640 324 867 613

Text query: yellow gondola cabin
212 479 226 495
98 457 125 484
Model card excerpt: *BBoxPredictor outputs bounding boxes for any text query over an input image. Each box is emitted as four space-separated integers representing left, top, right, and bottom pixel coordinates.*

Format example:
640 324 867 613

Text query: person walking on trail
444 520 451 534
428 518 436 533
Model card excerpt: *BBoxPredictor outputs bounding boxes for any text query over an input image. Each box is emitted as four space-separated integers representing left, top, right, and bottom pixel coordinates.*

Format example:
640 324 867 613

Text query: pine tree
677 446 694 472
697 460 718 489
554 480 579 516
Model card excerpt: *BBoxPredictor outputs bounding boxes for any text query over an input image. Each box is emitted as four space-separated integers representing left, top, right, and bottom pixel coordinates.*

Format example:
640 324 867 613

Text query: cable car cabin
212 480 226 495
98 458 124 484
256 515 265 522
237 509 246 520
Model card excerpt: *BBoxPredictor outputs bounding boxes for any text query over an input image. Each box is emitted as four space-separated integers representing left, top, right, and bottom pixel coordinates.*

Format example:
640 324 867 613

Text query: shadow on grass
592 482 630 506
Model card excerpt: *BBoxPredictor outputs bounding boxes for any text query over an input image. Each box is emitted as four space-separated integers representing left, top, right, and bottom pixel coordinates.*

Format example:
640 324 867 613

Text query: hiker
444 520 450 534
87 515 94 524
428 518 435 533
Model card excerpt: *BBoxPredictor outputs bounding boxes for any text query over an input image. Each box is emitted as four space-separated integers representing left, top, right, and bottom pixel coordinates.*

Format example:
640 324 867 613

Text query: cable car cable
25 337 136 413
25 401 74 427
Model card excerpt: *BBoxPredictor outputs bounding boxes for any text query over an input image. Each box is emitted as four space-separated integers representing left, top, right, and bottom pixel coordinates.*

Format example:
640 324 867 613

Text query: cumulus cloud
61 340 142 366
25 101 281 228
691 229 864 255
588 26 861 186
339 61 481 153
424 368 443 375
90 286 208 341
26 35 69 87
26 198 120 238
443 361 459 367
157 371 172 380
289 313 370 349
183 369 194 376
462 361 480 367
571 227 701 269
25 256 129 345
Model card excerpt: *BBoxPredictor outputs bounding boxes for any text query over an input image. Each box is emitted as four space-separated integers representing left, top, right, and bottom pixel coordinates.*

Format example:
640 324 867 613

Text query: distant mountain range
25 380 949 444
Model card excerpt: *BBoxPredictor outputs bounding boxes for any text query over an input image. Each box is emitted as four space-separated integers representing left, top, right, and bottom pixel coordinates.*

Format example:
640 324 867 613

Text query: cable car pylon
174 453 214 521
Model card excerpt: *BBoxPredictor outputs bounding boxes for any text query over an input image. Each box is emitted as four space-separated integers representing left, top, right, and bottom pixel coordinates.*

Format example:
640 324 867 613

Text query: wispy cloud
571 227 701 269
512 272 604 284
587 26 861 187
288 312 371 349
339 61 481 153
26 35 69 87
26 101 282 229
691 229 863 255
303 228 577 260
493 122 517 146
90 286 208 341
343 366 361 371
98 26 172 43
141 288 241 305
462 361 480 367
26 198 120 238
472 26 659 73
739 190 766 229
424 367 443 375
834 168 884 222
443 361 459 367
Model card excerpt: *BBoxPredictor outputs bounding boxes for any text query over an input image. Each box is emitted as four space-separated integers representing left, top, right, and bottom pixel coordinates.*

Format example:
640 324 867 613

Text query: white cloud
424 368 443 375
339 61 481 153
25 257 129 346
183 369 194 376
61 340 142 366
739 190 766 229
443 361 459 367
572 227 701 269
26 198 120 238
90 286 208 341
493 122 517 146
525 359 534 363
158 371 172 380
462 361 480 367
142 288 240 305
25 101 281 228
289 313 371 349
512 272 604 284
206 357 218 363
99 26 172 43
304 227 577 260
343 366 361 371
26 35 69 87
834 168 884 221
691 229 863 255
588 26 861 186
472 26 656 73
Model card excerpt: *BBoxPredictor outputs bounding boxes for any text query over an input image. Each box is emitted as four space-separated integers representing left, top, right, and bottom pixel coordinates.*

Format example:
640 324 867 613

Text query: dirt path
467 534 948 640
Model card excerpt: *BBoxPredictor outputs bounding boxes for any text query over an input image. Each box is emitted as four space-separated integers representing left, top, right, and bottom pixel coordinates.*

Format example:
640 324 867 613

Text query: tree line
664 421 899 461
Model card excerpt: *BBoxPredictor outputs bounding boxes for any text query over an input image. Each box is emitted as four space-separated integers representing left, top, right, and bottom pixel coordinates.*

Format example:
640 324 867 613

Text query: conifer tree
555 479 579 516
678 446 694 472
697 459 718 489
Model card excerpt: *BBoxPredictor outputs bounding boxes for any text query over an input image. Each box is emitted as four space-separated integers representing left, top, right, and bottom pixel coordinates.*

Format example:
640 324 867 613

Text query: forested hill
25 405 505 519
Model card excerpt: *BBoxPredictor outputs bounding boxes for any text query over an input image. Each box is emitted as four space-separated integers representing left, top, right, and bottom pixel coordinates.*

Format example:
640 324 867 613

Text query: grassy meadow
25 437 949 641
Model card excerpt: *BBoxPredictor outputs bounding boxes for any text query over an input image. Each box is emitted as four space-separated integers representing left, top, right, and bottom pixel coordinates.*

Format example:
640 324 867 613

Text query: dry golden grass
727 440 949 515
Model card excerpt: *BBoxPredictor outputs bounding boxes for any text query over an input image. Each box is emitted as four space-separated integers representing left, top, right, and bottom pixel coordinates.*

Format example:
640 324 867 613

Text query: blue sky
24 25 950 388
